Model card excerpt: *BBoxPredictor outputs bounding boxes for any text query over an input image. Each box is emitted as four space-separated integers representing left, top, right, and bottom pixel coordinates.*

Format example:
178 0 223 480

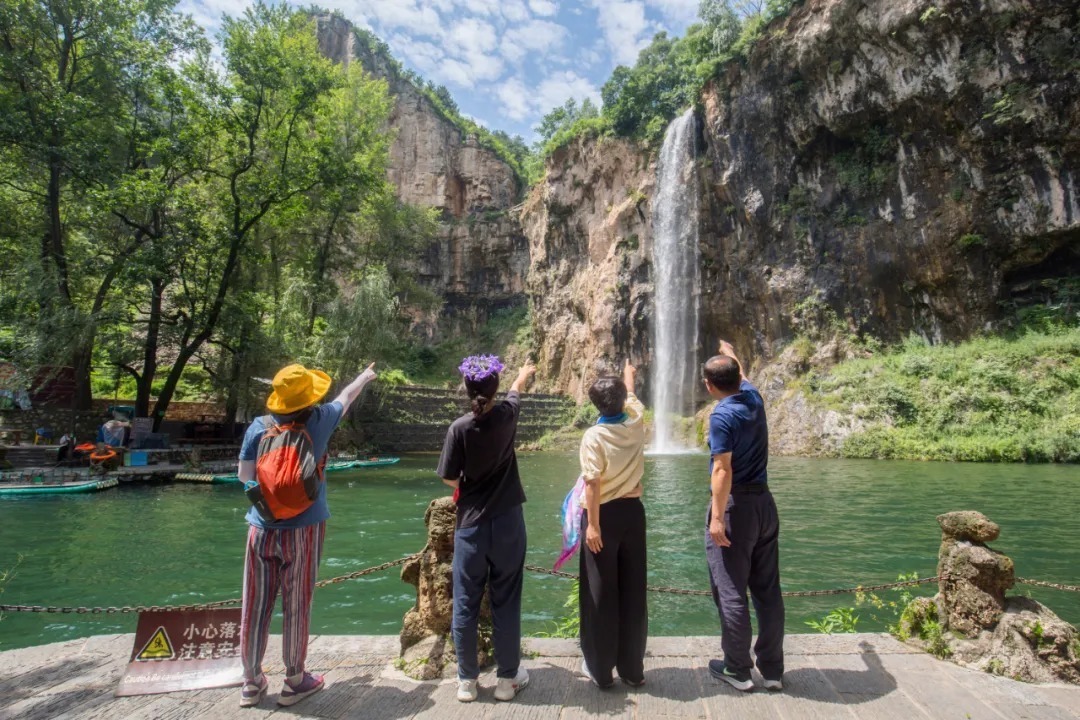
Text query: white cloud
645 0 699 26
501 0 532 22
388 17 504 89
499 19 568 63
579 41 605 68
496 78 532 121
177 0 237 34
388 34 447 75
528 0 559 16
587 0 651 66
495 70 600 125
535 70 601 111
431 0 503 16
336 0 443 37
447 17 499 54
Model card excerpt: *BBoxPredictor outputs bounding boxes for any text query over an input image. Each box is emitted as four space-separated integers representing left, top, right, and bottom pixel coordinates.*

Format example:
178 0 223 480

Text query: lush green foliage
856 571 935 635
389 304 534 387
0 555 19 624
805 607 860 634
807 328 1080 463
0 1 435 423
535 98 611 158
533 580 581 639
535 0 803 157
888 597 952 659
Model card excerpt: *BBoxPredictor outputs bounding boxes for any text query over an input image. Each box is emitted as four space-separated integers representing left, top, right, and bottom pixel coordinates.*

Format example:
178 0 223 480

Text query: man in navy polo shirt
703 340 784 693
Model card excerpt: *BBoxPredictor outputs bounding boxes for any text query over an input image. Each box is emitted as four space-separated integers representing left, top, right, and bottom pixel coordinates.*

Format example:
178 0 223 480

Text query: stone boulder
937 511 1014 637
950 597 1080 685
904 511 1080 685
938 511 1001 544
398 496 492 680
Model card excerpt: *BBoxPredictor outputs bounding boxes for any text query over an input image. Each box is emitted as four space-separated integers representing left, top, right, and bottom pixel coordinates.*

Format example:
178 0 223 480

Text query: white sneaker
494 668 529 701
762 678 783 692
456 679 478 702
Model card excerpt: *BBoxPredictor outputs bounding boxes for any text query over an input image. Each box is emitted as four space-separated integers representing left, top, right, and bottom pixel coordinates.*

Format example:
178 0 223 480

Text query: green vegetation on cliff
809 328 1080 463
395 305 535 387
536 0 803 155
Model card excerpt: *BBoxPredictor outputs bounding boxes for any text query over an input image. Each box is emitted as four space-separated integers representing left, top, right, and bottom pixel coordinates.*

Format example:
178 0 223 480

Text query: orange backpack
249 410 325 522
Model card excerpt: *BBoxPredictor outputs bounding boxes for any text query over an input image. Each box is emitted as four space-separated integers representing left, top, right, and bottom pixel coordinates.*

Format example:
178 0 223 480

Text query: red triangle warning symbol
136 627 175 661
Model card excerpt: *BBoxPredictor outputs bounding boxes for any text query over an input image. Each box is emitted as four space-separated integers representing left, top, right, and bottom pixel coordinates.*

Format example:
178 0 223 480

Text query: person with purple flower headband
437 354 536 703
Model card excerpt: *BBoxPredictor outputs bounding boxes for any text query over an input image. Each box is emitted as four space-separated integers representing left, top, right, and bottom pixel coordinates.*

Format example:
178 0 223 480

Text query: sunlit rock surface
317 14 528 340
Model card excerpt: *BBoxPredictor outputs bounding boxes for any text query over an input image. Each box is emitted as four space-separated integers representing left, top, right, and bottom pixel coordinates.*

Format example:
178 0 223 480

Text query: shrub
817 328 1080 463
806 607 859 634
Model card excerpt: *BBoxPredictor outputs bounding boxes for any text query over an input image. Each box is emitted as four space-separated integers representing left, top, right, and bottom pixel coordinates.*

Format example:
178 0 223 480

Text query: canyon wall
316 15 528 340
522 137 655 399
523 0 1079 427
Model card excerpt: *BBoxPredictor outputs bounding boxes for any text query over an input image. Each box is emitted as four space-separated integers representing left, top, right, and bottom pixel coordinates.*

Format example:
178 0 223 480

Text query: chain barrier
313 555 417 588
0 555 418 615
1 557 1076 615
1017 578 1080 594
524 564 942 598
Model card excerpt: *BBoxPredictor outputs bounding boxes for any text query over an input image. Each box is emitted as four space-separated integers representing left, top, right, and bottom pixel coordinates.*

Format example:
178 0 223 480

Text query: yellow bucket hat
266 363 332 415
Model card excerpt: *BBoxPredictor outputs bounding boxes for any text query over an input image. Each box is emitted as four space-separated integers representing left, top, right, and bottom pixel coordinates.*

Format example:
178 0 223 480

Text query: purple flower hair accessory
459 354 505 382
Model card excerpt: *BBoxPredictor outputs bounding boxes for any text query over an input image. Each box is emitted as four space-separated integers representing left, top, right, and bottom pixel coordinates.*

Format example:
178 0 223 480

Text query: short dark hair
703 355 741 393
588 376 628 418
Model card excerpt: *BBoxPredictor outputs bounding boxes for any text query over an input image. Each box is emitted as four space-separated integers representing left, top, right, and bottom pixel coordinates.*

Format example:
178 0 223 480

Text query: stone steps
349 387 575 453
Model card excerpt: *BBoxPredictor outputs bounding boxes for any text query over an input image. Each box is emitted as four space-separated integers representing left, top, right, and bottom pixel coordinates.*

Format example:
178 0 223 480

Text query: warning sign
115 608 243 697
136 627 175 661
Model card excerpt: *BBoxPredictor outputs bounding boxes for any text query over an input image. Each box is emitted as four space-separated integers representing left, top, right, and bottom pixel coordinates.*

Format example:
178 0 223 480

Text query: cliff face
698 0 1079 358
522 0 1080 424
522 137 655 399
316 15 528 339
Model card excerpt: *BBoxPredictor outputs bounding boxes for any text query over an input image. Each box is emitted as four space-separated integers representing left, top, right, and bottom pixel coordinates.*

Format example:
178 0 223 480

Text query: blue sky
178 0 700 141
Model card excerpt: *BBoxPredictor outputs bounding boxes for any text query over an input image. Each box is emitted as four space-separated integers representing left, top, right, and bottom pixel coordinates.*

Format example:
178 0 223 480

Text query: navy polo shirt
708 379 769 485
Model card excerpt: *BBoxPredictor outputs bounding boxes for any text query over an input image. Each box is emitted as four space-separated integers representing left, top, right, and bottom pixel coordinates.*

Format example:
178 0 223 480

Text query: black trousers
705 490 785 679
579 497 648 687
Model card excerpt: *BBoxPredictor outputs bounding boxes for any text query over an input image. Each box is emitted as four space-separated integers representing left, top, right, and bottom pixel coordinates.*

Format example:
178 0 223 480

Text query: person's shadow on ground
780 641 899 704
272 666 439 720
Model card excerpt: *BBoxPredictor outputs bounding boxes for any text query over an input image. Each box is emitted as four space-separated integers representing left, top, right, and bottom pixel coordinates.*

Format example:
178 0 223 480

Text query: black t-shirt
436 390 527 529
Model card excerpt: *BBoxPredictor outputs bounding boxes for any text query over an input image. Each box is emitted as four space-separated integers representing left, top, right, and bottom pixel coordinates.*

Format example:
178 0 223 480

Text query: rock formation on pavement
903 510 1080 684
399 496 492 680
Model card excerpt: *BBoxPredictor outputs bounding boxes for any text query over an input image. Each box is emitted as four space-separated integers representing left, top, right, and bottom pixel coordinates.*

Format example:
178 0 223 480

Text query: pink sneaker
239 675 268 708
277 672 325 707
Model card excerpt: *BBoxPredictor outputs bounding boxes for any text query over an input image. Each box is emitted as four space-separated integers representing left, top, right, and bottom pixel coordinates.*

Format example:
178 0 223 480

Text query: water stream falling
650 108 701 453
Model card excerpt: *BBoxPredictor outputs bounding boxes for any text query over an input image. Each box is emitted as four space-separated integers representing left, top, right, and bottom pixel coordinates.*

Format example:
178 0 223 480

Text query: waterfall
651 109 701 454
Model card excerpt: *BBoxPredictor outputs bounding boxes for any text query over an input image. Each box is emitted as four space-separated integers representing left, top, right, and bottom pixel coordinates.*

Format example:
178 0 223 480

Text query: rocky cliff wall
316 15 528 339
699 0 1078 354
522 0 1080 422
522 137 655 399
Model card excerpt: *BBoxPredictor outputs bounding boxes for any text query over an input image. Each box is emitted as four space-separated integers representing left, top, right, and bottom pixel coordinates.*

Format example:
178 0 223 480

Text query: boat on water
173 472 242 484
177 457 401 484
335 457 401 469
0 477 119 496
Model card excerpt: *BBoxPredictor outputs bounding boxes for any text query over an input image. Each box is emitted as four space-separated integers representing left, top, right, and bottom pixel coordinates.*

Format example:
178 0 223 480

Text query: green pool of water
1 454 1077 650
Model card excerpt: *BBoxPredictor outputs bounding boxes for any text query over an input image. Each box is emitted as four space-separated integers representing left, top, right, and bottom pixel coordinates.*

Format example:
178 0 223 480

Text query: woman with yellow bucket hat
236 361 376 709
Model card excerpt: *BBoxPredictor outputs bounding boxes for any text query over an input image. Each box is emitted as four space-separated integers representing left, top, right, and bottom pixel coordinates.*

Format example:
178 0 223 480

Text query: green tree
0 0 203 408
600 32 707 142
143 2 378 427
535 97 600 144
699 0 741 53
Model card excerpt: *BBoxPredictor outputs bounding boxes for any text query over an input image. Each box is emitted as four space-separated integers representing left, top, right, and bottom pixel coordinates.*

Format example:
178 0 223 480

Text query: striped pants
240 522 326 682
